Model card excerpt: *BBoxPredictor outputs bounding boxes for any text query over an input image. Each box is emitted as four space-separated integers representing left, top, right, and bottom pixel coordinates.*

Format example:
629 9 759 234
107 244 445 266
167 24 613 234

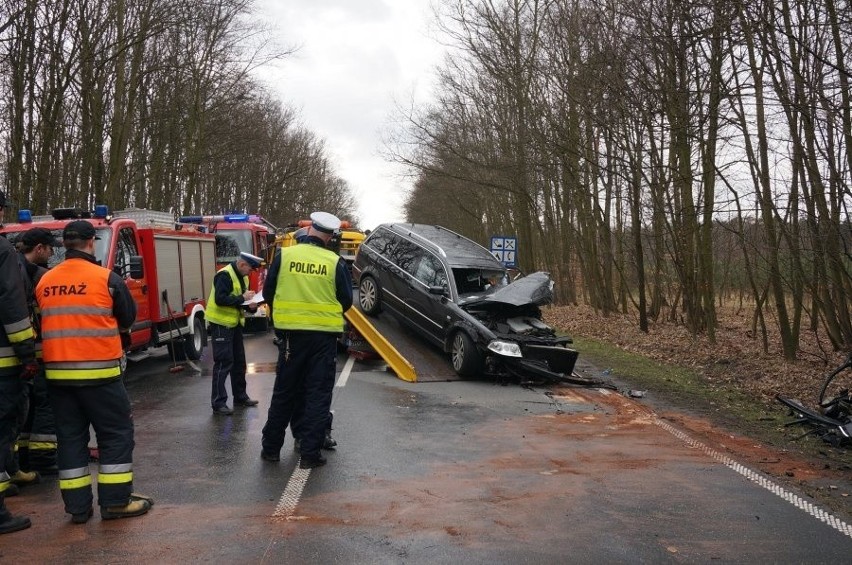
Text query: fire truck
0 206 215 363
177 213 277 332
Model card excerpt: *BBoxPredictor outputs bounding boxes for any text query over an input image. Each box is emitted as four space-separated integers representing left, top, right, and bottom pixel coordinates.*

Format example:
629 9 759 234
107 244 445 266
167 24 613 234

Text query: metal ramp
345 307 417 382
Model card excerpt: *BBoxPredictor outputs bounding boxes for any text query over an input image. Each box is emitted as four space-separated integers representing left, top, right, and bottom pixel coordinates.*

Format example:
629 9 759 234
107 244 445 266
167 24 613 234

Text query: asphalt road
3 329 851 563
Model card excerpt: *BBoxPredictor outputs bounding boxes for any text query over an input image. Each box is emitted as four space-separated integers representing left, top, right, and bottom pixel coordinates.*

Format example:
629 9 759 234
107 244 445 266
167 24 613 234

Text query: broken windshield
460 271 554 307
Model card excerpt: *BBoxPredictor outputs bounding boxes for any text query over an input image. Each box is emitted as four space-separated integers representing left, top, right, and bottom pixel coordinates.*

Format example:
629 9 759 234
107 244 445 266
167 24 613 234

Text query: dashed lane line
271 354 356 520
596 388 852 539
653 417 852 539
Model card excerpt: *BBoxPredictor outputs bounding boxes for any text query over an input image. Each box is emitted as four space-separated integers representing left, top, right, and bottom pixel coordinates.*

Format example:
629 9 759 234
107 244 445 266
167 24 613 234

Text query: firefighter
261 211 352 469
36 220 152 523
0 190 37 534
206 251 263 415
15 227 59 476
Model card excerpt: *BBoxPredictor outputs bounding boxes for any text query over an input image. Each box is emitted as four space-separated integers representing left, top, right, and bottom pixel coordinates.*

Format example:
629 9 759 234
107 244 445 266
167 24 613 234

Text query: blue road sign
490 236 517 267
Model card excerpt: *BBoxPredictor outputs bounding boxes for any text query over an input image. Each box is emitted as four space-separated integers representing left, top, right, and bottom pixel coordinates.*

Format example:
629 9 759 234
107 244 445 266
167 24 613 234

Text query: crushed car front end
455 272 580 383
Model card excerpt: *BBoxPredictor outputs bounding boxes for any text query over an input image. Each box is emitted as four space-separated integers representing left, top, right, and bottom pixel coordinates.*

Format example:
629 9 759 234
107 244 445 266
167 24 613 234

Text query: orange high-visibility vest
37 258 123 383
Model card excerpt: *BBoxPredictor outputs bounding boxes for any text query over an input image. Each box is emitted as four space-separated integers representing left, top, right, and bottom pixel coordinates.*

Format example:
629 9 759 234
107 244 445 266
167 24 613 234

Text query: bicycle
776 351 852 447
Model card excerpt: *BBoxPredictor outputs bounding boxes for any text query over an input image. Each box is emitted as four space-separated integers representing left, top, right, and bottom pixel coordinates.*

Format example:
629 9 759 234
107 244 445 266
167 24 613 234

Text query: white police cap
310 211 342 234
239 252 263 269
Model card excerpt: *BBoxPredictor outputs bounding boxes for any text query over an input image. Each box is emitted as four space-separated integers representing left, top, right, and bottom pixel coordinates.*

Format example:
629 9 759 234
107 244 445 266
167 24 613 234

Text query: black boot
323 430 337 450
0 514 32 535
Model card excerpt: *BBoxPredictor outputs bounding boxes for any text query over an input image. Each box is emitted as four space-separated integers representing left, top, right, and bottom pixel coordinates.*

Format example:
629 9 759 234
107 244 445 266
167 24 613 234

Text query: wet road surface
3 331 851 562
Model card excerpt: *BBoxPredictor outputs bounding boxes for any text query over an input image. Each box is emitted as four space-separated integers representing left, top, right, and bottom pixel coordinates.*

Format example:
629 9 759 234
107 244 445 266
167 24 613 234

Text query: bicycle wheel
817 355 852 418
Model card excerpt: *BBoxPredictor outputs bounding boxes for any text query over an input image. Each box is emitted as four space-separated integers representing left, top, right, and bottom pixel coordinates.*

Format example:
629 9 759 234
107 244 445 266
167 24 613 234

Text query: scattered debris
776 352 852 448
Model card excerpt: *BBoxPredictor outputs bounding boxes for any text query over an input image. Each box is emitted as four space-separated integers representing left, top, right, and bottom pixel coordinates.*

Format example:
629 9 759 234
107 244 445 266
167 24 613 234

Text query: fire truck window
114 228 138 278
216 229 252 263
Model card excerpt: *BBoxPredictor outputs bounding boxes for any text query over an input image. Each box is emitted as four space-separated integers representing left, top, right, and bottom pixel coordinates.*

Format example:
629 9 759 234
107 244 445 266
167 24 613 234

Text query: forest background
393 1 851 379
1 1 850 431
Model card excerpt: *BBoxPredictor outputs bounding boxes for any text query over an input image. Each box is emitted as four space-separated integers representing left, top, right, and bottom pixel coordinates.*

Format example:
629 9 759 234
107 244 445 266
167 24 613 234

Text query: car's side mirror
428 285 446 295
129 256 144 280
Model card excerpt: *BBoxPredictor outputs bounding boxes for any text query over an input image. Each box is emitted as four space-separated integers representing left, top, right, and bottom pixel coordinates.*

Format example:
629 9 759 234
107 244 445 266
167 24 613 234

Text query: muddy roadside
566 343 852 522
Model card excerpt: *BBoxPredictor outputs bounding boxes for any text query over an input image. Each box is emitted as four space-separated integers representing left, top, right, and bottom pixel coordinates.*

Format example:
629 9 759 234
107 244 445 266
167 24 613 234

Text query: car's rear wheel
359 275 382 315
451 331 482 377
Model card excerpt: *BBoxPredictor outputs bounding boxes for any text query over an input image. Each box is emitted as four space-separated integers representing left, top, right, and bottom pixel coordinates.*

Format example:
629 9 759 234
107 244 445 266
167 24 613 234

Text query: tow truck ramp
345 307 417 382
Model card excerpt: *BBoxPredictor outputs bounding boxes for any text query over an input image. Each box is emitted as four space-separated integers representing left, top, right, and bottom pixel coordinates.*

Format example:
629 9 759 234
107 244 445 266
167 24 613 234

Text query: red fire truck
0 206 215 362
177 213 277 332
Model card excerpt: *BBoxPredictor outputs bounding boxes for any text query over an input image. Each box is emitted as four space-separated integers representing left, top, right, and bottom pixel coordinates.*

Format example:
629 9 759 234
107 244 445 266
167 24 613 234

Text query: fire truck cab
178 213 277 332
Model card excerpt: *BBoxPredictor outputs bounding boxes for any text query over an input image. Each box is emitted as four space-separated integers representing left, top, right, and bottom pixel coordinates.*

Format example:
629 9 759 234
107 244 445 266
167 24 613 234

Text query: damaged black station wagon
352 223 579 382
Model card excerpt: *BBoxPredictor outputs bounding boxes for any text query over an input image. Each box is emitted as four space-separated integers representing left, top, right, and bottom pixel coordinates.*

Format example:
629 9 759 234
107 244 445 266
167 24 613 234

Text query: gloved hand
20 361 39 381
120 332 132 350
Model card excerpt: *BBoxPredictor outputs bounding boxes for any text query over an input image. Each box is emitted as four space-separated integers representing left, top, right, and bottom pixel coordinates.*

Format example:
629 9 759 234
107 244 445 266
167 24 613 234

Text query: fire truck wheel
183 316 206 360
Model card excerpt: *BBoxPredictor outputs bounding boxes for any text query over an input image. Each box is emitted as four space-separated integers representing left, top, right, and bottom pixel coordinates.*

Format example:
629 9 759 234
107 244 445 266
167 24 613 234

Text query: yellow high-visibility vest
272 244 343 333
205 264 247 328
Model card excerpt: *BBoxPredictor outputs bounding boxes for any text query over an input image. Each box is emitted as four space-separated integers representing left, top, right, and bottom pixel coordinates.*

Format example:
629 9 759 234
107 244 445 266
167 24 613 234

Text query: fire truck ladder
345 308 417 383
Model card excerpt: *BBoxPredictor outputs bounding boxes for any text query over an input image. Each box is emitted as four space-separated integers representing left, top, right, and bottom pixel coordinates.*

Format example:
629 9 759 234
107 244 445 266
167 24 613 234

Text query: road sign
490 236 517 267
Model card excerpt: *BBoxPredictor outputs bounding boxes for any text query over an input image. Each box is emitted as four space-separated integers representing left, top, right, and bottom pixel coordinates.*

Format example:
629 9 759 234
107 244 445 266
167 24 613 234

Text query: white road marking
598 388 852 538
272 465 311 520
653 417 852 539
336 355 355 388
272 354 356 520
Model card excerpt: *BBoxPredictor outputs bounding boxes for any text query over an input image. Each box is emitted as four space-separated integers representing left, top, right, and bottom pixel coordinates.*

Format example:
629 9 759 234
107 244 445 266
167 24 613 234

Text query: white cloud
253 0 441 230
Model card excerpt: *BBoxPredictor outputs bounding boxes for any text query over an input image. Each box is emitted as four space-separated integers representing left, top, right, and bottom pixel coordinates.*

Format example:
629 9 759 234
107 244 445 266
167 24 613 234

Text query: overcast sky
253 0 443 231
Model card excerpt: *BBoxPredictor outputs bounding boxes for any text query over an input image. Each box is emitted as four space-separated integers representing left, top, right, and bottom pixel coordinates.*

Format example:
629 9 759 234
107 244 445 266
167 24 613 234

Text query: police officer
0 190 37 534
15 227 59 476
284 226 337 452
261 211 352 469
206 251 263 415
36 220 152 523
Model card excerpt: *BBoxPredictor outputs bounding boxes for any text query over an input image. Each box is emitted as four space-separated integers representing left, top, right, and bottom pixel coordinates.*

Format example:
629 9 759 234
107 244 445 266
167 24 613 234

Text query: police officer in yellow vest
260 211 352 469
206 251 263 415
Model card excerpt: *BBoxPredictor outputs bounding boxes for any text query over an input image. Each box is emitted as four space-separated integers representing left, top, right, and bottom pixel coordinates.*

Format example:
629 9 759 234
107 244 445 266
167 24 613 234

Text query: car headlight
487 340 522 358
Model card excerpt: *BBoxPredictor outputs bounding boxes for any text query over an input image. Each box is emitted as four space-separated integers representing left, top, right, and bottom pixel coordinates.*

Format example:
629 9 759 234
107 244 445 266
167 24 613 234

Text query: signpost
489 235 517 267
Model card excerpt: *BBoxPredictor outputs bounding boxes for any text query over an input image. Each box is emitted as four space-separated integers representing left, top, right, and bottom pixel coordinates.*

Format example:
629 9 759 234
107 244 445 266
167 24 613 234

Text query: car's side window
390 237 422 276
414 253 447 289
367 228 396 258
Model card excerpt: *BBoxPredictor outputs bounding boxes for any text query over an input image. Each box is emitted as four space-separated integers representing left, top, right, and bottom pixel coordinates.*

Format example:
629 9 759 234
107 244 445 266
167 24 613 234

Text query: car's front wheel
451 331 482 377
359 275 382 316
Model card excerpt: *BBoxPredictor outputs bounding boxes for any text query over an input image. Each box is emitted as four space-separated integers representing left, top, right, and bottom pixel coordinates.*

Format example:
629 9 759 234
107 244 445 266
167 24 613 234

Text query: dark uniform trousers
209 322 249 409
262 331 337 458
0 376 26 520
18 367 57 470
7 376 30 476
49 379 134 514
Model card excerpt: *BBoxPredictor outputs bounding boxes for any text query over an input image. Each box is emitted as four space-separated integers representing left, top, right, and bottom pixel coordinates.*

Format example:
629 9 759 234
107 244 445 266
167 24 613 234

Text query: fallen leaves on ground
544 303 848 410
